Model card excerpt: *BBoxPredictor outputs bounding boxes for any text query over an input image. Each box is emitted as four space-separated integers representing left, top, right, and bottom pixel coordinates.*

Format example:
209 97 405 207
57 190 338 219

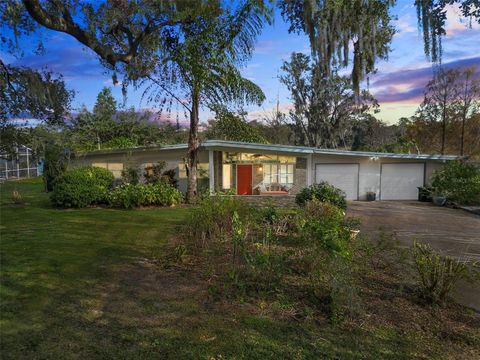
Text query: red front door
237 165 253 195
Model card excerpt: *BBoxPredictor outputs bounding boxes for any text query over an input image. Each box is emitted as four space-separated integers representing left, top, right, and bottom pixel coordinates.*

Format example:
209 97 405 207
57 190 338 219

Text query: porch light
370 156 379 161
259 165 263 171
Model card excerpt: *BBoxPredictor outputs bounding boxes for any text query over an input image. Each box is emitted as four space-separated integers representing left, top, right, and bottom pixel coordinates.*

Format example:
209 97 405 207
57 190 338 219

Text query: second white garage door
315 164 359 200
380 163 424 200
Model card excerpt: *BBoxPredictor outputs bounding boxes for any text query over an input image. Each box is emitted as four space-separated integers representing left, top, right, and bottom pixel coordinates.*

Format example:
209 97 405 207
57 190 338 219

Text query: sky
2 2 479 126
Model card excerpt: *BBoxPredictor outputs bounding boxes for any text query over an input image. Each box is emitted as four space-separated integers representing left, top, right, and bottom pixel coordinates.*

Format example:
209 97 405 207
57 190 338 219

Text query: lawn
1 179 479 359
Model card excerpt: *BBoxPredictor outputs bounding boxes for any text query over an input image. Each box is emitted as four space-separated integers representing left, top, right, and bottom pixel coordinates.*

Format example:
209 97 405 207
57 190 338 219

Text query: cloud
444 4 480 38
393 15 416 37
8 44 108 81
370 56 480 103
246 102 294 120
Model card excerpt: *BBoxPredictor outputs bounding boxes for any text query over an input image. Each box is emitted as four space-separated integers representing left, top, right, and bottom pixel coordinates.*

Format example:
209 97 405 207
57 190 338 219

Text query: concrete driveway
347 201 480 310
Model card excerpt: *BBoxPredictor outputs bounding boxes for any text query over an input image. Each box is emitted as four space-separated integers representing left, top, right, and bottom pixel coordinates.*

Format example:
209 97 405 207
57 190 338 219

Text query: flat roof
77 139 462 161
202 140 461 160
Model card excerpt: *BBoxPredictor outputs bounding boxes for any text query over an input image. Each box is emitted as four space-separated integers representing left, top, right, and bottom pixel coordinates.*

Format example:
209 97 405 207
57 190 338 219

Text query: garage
315 163 359 200
380 163 425 200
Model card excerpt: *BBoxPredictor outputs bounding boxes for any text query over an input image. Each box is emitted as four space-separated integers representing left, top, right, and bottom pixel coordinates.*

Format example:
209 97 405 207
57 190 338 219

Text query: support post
306 154 313 186
26 148 30 178
16 147 20 178
208 150 215 194
5 160 8 180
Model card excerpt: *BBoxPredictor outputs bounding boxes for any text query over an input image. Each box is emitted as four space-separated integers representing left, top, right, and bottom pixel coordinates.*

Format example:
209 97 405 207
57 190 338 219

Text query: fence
0 145 40 181
0 167 39 180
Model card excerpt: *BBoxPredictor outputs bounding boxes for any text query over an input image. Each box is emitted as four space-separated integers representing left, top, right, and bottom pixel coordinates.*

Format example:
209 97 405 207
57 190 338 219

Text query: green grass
1 179 479 359
1 178 191 358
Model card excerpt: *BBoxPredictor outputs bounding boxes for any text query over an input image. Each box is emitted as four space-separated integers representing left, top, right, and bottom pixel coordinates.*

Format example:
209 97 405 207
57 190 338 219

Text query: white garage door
315 164 359 200
380 163 424 200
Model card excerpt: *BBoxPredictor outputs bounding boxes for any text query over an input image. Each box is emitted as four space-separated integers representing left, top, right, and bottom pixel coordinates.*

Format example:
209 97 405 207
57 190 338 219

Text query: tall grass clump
412 240 479 306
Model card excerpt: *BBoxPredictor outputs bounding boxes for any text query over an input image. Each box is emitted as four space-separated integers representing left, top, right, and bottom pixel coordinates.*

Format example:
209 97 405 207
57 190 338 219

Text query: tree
142 3 270 202
2 1 205 87
403 112 480 158
454 67 480 156
415 0 480 63
0 61 73 154
92 87 117 149
205 108 268 144
69 88 118 151
280 52 377 148
254 98 294 145
3 1 271 203
278 0 395 94
350 114 407 152
417 68 459 154
69 100 173 151
43 142 68 192
278 0 479 93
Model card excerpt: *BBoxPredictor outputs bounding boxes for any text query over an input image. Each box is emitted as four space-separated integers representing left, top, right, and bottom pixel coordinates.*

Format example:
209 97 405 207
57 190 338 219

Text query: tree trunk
186 90 200 204
460 109 466 156
441 103 446 155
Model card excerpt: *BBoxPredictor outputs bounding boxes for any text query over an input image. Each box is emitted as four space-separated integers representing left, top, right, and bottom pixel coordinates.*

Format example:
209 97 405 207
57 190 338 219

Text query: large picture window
263 164 294 185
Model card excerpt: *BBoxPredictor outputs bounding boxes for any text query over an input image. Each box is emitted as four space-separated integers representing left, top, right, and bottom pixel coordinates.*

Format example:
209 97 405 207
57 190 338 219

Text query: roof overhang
77 139 462 161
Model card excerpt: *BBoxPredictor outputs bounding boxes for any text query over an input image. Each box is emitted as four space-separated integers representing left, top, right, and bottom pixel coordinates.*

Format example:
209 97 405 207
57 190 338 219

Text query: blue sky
2 2 479 125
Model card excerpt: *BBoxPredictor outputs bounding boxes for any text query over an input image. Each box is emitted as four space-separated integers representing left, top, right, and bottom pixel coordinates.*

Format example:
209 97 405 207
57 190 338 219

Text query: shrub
431 161 480 205
144 161 166 184
43 143 68 192
298 200 352 258
107 183 181 209
51 166 114 208
161 168 178 188
185 195 248 245
121 166 140 185
295 182 347 209
144 161 178 188
412 240 479 306
297 200 360 321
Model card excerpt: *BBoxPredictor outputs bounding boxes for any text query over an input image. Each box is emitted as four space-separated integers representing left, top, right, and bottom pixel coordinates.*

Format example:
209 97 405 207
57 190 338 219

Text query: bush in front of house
431 161 480 205
184 195 249 244
50 166 114 208
106 183 181 209
295 181 347 209
298 200 352 258
121 165 140 185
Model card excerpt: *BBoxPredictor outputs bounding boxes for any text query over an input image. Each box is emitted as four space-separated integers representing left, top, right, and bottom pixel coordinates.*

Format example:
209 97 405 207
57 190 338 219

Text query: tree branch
22 0 186 67
146 75 191 113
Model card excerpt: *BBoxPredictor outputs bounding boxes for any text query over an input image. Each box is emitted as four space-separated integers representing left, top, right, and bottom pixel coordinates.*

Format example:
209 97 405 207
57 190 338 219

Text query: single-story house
73 139 460 201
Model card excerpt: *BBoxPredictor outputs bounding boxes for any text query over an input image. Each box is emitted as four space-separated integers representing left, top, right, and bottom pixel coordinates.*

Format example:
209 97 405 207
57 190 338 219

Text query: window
92 162 123 178
178 162 209 178
222 164 231 189
263 163 294 185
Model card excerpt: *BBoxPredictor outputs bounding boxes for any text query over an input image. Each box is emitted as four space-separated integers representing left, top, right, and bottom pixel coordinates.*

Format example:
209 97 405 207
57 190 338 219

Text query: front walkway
347 201 480 310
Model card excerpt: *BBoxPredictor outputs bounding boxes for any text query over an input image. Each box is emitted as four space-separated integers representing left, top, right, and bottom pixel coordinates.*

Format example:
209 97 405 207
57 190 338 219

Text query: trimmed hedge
107 183 182 209
51 166 114 208
295 181 347 210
